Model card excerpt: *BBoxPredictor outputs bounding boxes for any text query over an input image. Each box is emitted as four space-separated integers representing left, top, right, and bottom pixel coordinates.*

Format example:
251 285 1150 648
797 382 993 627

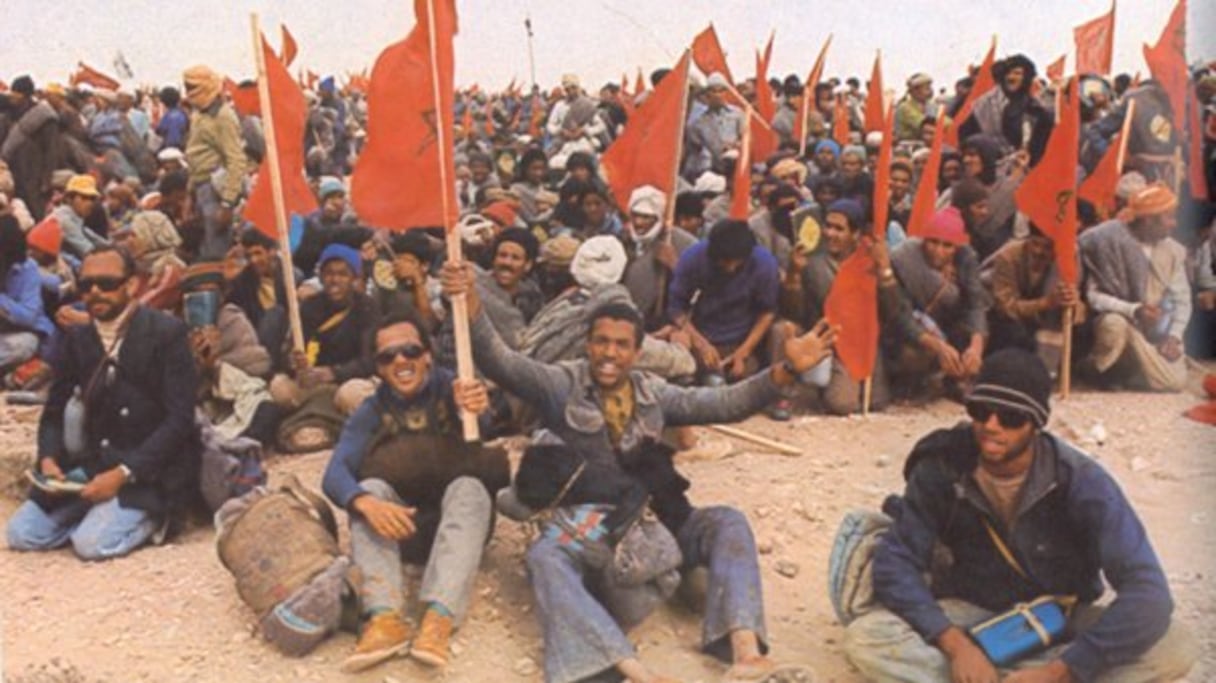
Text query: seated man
7 246 199 560
442 259 837 683
1079 184 1190 391
51 175 109 260
667 219 784 386
844 349 1197 682
983 223 1082 373
227 229 300 362
886 207 988 398
619 185 696 331
270 244 380 448
369 230 441 329
1 215 54 379
322 312 504 672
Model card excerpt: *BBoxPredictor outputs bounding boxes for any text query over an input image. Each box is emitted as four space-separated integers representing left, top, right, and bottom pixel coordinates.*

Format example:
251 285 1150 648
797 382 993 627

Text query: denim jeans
0 331 39 371
350 477 491 624
6 497 159 560
526 505 767 683
844 599 1199 682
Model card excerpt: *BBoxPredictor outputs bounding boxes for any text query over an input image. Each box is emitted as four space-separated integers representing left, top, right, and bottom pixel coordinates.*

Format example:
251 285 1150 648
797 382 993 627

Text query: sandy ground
1 386 1214 683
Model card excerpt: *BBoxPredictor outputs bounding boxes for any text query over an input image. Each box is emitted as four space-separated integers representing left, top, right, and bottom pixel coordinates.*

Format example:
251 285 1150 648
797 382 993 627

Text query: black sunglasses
375 343 426 365
78 276 127 293
966 402 1031 430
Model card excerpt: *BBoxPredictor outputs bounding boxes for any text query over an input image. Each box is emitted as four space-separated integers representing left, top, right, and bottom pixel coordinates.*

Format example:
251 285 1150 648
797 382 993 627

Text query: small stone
775 559 800 578
514 657 539 676
875 454 891 468
757 540 774 554
1089 423 1108 445
1130 456 1149 472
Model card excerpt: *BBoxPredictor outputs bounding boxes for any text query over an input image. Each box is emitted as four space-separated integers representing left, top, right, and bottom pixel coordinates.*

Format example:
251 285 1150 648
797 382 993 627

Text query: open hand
353 494 417 541
783 319 839 373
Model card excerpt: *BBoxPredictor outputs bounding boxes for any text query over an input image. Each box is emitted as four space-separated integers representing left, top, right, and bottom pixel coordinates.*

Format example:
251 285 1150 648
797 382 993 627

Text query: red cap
923 206 968 245
26 215 63 256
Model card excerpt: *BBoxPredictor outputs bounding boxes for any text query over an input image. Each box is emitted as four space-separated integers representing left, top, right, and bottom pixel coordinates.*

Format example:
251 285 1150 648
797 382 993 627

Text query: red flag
832 95 851 146
1074 1 1115 75
483 105 496 137
824 245 879 382
692 25 734 84
1142 0 1187 127
280 24 299 68
601 53 690 210
1046 54 1066 82
871 107 895 238
908 114 947 239
730 119 753 220
863 52 885 134
231 81 261 118
461 104 473 139
944 39 997 148
795 36 832 151
751 45 777 161
351 0 459 231
1190 89 1210 200
242 34 318 239
1078 132 1124 216
1015 78 1081 285
620 72 630 97
0 79 7 93
634 68 645 97
71 62 120 90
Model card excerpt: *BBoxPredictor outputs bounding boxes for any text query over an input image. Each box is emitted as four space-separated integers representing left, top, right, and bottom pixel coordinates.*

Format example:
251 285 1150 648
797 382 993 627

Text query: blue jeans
526 505 766 683
0 331 39 371
6 497 159 560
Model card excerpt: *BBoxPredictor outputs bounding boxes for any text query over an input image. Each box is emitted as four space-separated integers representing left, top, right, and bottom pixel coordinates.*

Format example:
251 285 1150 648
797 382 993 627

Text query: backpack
826 508 892 626
215 476 356 656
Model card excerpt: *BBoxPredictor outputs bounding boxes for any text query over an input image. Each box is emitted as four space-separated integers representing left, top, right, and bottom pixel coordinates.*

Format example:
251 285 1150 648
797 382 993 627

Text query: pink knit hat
922 206 969 246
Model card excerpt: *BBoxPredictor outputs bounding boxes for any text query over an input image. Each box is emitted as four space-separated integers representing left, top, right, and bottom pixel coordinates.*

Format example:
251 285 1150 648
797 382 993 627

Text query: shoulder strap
981 517 1030 581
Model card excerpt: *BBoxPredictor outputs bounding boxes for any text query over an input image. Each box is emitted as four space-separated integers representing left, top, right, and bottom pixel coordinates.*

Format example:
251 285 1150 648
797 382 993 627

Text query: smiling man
7 246 199 560
322 312 504 672
442 258 837 683
845 349 1197 682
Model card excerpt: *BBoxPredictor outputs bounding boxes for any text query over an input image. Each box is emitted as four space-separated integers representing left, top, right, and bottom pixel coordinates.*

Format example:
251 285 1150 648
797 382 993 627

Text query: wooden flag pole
250 13 304 353
654 52 691 323
424 0 479 441
1053 82 1074 399
862 376 873 417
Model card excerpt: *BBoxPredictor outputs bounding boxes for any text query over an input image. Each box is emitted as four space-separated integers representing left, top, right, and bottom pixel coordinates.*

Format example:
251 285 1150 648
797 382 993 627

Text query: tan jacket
185 102 247 204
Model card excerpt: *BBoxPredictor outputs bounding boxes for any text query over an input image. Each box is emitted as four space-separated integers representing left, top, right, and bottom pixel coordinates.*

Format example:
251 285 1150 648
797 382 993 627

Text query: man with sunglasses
844 349 1196 683
7 246 199 560
322 312 502 672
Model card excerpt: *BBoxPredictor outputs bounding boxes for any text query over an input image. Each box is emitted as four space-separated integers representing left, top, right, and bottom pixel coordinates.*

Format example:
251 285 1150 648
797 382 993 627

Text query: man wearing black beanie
844 349 1197 682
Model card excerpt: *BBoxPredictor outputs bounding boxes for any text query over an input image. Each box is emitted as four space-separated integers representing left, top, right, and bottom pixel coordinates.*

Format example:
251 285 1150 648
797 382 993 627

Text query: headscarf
182 65 223 109
570 235 627 288
128 210 183 273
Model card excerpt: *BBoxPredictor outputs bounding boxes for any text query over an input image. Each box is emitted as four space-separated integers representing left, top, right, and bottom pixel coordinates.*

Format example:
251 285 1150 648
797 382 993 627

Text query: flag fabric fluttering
692 24 733 84
832 95 851 147
230 81 261 118
70 62 120 90
601 52 691 211
1015 78 1081 285
870 107 895 239
1078 132 1124 217
1046 54 1066 82
795 35 832 154
863 52 885 135
824 244 879 383
242 33 317 239
634 68 646 97
751 40 777 162
1142 0 1188 133
907 114 947 238
351 0 460 231
1074 1 1116 75
280 24 299 68
943 39 997 148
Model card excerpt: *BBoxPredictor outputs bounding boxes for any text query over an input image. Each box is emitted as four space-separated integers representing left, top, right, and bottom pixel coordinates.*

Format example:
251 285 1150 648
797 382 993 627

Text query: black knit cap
966 348 1052 428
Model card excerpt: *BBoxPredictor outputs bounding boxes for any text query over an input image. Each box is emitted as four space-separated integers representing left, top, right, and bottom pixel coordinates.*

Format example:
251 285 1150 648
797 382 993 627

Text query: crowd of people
0 42 1212 683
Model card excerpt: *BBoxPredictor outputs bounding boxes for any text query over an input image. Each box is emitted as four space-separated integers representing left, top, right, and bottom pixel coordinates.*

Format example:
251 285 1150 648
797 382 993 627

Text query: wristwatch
118 464 135 483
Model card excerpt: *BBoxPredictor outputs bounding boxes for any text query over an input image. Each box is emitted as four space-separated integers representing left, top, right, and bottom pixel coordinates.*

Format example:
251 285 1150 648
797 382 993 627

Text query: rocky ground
1 382 1213 683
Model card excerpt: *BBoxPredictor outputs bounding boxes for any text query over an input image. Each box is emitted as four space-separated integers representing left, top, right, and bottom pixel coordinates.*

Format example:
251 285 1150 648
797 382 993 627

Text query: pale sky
3 1 1211 95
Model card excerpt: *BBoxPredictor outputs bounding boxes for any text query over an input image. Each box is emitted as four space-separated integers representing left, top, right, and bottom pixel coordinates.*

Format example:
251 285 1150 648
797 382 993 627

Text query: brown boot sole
340 641 411 673
409 645 449 668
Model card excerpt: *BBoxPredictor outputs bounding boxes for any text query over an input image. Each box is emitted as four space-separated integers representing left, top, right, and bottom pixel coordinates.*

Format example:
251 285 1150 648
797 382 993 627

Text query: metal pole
525 15 537 90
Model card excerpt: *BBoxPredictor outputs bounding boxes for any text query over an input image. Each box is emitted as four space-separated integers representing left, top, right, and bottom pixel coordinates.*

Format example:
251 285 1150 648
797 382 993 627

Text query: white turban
628 185 666 218
570 235 627 288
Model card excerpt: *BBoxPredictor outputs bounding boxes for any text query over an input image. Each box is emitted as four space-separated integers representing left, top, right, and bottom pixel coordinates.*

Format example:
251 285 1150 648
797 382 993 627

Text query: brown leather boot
341 611 413 673
409 607 453 667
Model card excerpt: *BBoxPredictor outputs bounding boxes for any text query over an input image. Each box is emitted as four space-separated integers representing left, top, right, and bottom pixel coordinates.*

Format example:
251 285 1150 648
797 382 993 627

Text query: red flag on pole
944 38 997 148
1142 0 1188 128
730 119 753 220
1015 78 1081 285
832 95 851 147
751 44 777 161
907 114 947 238
692 24 734 84
1074 2 1116 75
1078 133 1124 217
351 0 459 231
0 79 8 93
824 245 879 382
280 24 299 68
796 35 832 155
242 34 317 238
863 51 885 134
601 53 690 210
1046 54 1067 82
231 81 262 118
70 62 120 90
871 107 895 239
634 68 646 97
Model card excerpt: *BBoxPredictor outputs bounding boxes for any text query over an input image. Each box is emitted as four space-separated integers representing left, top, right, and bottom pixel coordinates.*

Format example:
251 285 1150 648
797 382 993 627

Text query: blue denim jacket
873 424 1173 682
469 310 781 472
